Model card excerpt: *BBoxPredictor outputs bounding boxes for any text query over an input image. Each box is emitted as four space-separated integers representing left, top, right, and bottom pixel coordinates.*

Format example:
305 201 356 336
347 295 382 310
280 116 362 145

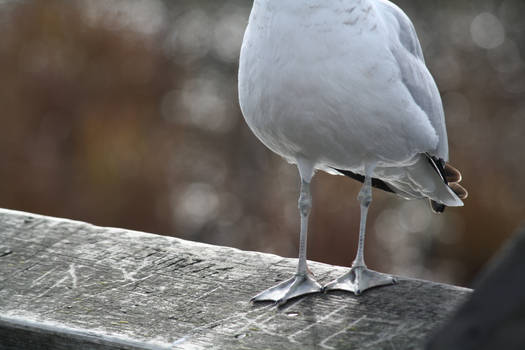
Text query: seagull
238 0 467 304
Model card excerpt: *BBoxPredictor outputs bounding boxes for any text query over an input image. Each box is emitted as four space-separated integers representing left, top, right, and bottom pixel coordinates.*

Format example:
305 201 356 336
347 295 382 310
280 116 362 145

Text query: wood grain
0 209 470 349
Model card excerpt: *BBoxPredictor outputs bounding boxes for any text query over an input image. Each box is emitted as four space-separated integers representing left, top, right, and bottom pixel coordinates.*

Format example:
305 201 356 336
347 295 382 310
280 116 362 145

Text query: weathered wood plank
0 209 470 349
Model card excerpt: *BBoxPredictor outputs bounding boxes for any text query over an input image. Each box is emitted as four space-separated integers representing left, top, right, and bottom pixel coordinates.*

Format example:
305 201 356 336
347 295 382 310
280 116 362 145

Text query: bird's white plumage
377 0 449 160
238 0 462 207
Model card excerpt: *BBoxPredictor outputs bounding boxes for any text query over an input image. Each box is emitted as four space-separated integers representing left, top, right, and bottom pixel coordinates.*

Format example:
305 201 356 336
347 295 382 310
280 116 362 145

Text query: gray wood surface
0 209 471 350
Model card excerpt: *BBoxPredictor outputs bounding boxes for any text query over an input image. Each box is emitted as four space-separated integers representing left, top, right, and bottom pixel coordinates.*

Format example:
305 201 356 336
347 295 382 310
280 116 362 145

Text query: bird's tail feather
333 154 467 214
427 157 467 213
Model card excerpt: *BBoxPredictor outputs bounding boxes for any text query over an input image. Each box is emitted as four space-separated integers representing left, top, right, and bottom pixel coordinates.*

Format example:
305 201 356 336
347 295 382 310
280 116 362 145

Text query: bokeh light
1 0 524 288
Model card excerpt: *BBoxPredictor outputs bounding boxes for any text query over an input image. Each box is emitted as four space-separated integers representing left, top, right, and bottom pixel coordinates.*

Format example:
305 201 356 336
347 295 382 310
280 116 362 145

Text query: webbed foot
252 273 322 305
323 266 396 295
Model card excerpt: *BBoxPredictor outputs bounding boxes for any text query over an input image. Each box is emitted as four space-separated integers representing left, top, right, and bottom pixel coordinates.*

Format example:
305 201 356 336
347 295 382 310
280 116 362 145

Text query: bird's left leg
324 163 396 295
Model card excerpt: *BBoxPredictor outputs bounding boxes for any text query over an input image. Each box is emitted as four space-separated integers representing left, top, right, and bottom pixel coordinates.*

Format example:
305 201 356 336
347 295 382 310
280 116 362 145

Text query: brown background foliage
1 0 524 287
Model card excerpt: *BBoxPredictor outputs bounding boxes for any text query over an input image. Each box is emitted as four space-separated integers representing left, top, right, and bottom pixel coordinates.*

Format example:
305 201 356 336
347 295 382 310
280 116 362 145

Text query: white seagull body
239 0 466 304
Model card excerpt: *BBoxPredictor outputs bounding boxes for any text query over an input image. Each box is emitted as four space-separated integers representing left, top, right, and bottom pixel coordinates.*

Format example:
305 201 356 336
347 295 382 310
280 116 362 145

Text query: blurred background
1 0 524 287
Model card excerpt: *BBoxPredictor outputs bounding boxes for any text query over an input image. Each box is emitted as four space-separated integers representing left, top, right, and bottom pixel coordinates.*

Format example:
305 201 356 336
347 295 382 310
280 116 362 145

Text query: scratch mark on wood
119 259 149 282
171 336 187 346
173 304 275 347
68 264 77 289
363 321 424 348
319 315 367 349
246 313 280 337
37 276 69 298
288 304 348 343
194 286 221 301
30 267 57 287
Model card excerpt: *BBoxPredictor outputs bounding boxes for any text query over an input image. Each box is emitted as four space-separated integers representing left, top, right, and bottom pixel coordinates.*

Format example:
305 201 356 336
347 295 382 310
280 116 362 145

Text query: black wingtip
426 154 468 213
430 199 446 214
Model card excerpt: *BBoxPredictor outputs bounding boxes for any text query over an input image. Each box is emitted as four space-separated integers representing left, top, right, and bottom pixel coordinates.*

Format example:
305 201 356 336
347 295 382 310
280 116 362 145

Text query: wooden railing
0 209 471 349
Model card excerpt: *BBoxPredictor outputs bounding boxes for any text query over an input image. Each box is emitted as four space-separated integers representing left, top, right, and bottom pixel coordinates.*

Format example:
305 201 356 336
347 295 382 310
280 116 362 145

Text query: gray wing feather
377 1 449 161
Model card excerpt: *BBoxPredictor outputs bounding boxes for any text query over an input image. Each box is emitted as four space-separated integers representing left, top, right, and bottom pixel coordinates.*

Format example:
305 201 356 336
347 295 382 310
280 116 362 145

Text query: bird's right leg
251 167 322 305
